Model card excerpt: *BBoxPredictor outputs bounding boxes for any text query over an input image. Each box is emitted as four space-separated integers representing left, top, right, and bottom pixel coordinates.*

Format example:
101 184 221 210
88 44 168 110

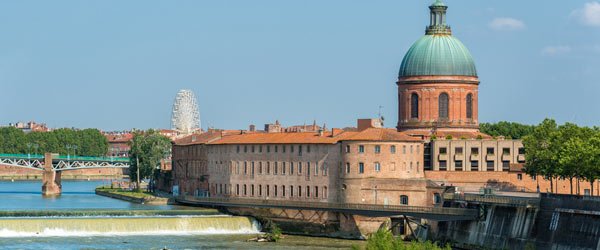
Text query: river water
0 181 360 249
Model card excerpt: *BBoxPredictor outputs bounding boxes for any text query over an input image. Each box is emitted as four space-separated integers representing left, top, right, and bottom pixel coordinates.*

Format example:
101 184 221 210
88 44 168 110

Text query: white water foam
0 226 261 238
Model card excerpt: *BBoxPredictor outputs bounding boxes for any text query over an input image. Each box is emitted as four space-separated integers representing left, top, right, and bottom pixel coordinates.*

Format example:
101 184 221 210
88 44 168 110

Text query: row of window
345 144 419 154
235 144 314 155
410 93 473 120
438 160 511 171
439 147 525 156
345 161 419 174
234 161 328 177
216 183 329 199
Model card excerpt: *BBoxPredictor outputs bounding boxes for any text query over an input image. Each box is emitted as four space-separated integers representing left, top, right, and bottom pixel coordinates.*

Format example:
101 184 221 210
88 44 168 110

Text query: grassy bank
95 187 171 204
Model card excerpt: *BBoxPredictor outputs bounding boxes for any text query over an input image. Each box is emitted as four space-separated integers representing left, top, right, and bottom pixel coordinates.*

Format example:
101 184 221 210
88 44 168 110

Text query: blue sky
1 1 599 131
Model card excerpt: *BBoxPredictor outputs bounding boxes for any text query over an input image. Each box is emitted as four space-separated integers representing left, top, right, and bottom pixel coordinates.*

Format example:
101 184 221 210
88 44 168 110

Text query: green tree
129 130 171 191
480 121 535 139
522 119 559 193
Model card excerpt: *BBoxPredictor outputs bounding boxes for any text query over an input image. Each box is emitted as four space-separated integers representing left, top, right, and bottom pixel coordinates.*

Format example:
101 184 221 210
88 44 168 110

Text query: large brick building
171 0 595 210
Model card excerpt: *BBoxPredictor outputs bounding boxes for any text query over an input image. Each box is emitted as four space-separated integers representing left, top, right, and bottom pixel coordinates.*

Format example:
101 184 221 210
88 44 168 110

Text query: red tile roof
174 128 422 146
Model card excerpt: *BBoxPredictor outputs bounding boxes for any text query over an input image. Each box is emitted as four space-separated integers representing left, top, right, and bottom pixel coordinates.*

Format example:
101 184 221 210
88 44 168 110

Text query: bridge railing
178 196 478 217
0 153 129 162
443 192 540 207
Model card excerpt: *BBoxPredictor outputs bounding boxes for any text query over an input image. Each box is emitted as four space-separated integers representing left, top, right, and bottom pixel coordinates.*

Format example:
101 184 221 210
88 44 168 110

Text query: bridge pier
42 153 61 196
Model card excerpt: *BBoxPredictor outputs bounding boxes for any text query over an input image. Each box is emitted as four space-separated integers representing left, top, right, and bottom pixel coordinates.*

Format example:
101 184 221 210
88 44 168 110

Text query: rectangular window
455 160 463 171
259 145 262 153
439 147 447 155
307 145 310 153
439 161 447 171
298 145 302 156
517 173 523 180
470 161 479 171
315 186 319 198
274 162 278 175
375 162 381 172
236 145 240 153
274 185 278 197
323 163 328 176
471 147 479 155
345 145 350 153
290 162 294 175
502 148 510 155
291 145 294 153
282 185 286 197
267 145 270 153
244 162 248 175
403 145 407 154
275 145 278 153
298 162 302 174
259 185 262 196
486 161 495 171
375 145 381 154
251 162 255 176
359 145 365 153
290 186 294 197
502 161 510 171
314 162 318 176
258 162 263 174
244 145 248 153
266 162 270 174
359 162 364 174
266 185 270 197
306 186 310 197
251 145 255 153
298 186 302 197
236 162 240 174
455 147 463 155
391 145 396 154
282 145 286 153
518 147 525 154
282 162 286 175
487 147 495 155
346 163 351 174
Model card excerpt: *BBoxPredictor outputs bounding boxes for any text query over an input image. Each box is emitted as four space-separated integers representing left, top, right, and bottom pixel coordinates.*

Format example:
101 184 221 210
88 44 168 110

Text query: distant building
8 121 49 133
104 132 133 157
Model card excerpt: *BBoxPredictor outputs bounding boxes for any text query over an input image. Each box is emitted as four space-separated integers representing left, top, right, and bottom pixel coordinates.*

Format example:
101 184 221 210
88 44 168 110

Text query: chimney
249 124 256 132
318 129 324 136
357 119 383 131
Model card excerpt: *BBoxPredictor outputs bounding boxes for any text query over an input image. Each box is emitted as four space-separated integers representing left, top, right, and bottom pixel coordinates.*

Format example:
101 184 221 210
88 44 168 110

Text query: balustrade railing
178 196 478 217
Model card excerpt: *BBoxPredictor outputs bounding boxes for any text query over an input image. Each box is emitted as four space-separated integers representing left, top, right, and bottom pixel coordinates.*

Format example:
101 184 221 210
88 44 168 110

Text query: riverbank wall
0 164 126 180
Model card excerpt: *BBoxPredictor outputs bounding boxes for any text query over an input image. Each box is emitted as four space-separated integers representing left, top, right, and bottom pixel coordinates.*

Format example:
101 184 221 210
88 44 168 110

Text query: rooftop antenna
378 106 385 121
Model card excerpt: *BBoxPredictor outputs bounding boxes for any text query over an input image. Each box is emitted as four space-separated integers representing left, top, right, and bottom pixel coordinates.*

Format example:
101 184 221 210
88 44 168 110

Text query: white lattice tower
171 89 201 134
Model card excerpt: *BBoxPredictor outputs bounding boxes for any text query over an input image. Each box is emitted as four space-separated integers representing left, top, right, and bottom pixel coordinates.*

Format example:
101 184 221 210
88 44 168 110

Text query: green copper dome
398 0 477 78
399 35 477 77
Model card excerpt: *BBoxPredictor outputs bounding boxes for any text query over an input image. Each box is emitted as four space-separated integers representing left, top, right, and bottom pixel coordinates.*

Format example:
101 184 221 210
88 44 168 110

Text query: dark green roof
399 35 477 77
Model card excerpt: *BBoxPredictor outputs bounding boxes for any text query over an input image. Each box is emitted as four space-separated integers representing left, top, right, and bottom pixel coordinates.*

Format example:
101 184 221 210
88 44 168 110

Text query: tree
522 119 559 193
583 131 600 195
129 130 171 191
480 121 535 139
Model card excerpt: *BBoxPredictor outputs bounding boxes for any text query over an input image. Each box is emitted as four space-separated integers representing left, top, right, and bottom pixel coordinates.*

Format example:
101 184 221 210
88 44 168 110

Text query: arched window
466 93 473 119
439 93 449 119
410 93 419 119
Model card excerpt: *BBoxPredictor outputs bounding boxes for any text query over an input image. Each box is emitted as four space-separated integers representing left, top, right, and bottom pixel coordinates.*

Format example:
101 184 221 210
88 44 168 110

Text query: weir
0 216 260 237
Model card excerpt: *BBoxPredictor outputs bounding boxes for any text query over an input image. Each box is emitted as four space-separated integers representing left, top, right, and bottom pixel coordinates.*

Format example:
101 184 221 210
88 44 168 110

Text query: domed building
397 0 479 134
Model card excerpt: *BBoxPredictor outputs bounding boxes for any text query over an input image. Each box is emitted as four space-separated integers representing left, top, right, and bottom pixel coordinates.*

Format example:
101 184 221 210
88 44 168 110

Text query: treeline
523 119 600 195
480 121 535 139
0 127 108 156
